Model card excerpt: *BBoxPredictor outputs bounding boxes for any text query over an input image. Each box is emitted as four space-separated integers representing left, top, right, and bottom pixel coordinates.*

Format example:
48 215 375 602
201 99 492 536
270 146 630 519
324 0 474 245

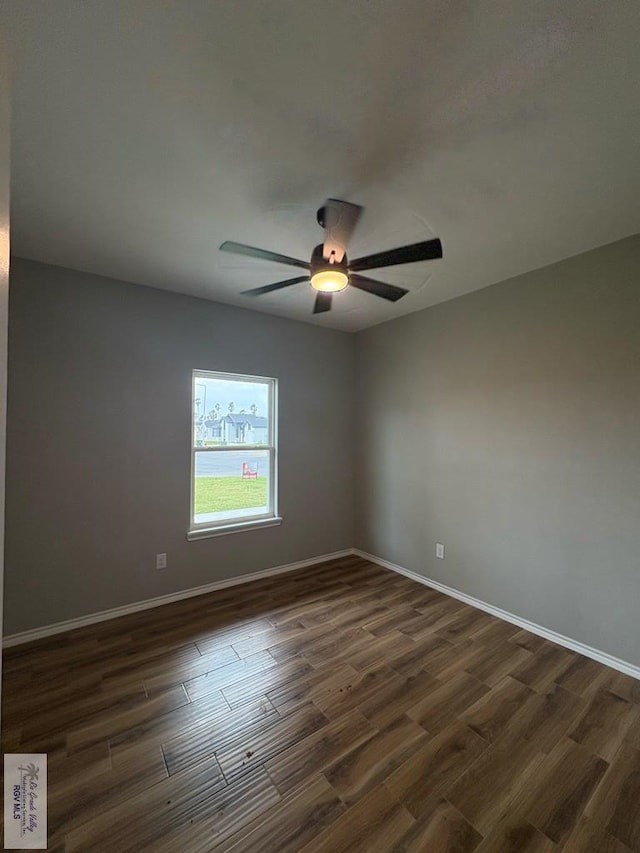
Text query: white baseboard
7 546 639 683
3 549 355 647
354 549 640 681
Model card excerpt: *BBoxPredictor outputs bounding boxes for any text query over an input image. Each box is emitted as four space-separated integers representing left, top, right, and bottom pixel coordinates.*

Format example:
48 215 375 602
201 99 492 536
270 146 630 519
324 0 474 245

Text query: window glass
191 371 277 531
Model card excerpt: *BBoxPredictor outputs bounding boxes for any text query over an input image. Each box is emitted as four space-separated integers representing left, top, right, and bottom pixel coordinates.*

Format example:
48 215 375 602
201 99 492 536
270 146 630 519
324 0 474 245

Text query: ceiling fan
219 199 443 314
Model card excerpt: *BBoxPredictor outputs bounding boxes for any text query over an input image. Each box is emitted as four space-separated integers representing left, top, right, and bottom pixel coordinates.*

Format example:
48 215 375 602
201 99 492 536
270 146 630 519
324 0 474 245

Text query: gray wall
4 259 354 634
355 235 640 664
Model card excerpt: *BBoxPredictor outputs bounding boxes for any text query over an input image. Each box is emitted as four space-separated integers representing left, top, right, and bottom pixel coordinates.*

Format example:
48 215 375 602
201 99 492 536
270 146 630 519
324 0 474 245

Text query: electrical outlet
436 543 445 559
156 552 167 570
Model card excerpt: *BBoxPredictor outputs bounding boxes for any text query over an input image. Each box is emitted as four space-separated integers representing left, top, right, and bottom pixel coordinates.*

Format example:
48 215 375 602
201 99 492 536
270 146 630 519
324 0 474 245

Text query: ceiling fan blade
349 238 443 272
313 292 333 314
321 199 363 263
241 276 309 297
349 274 409 302
220 241 310 270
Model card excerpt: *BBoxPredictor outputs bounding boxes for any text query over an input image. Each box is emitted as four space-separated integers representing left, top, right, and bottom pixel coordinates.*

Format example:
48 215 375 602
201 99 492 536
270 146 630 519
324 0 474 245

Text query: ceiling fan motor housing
316 205 336 229
310 243 348 277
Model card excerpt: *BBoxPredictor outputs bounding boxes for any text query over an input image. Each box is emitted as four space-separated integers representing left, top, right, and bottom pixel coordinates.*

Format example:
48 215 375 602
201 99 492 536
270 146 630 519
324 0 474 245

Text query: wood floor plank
265 709 376 794
220 774 346 853
357 668 440 728
407 670 490 735
420 638 482 682
66 763 276 853
48 740 169 845
96 641 216 689
393 798 483 853
216 701 327 781
178 648 278 701
344 629 416 672
395 587 443 610
522 737 608 845
231 620 307 658
517 683 586 754
474 810 557 853
607 670 640 705
511 643 576 694
460 675 536 743
509 630 549 654
400 598 468 639
19 678 149 749
568 687 638 761
108 684 230 756
624 710 640 749
463 641 534 687
445 732 546 835
554 654 615 699
362 607 424 636
330 600 391 631
313 662 404 721
435 608 496 644
194 617 275 653
386 633 454 678
47 740 112 793
298 783 414 853
561 818 633 853
162 695 277 776
324 714 430 805
66 684 190 752
385 720 488 819
267 623 338 661
265 659 359 716
577 742 640 851
146 644 242 695
220 654 315 709
470 618 521 647
300 627 374 667
267 591 352 628
299 600 362 629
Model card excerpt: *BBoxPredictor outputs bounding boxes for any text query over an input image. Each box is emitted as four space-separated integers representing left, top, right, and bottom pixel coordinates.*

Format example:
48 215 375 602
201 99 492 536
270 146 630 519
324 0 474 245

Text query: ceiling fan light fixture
310 243 349 292
310 268 349 292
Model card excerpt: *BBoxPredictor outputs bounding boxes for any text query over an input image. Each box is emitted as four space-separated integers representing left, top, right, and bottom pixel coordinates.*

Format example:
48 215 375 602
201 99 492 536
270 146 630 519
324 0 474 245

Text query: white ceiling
3 0 640 332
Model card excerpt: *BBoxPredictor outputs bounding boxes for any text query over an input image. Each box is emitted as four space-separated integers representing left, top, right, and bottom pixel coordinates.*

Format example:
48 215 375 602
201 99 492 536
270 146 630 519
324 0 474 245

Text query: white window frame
187 369 281 540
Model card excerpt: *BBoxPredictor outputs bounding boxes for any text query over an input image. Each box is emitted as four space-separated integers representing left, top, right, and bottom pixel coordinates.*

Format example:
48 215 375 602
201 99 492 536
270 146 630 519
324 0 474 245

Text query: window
188 370 279 539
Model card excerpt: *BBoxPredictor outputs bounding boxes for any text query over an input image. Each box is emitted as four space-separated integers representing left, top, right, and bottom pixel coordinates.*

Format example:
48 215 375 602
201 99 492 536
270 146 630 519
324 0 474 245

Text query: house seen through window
191 370 277 532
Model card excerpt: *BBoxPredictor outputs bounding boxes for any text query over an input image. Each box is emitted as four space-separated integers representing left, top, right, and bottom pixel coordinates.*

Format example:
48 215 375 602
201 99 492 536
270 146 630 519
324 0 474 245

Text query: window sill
186 516 283 541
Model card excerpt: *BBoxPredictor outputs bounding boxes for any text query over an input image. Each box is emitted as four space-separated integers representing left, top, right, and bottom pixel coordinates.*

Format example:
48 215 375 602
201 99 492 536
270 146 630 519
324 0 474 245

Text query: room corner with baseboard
354 235 640 670
4 259 356 636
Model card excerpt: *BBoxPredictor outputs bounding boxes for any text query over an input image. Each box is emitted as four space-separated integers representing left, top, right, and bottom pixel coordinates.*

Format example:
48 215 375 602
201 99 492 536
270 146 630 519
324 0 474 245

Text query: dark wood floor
3 555 640 852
